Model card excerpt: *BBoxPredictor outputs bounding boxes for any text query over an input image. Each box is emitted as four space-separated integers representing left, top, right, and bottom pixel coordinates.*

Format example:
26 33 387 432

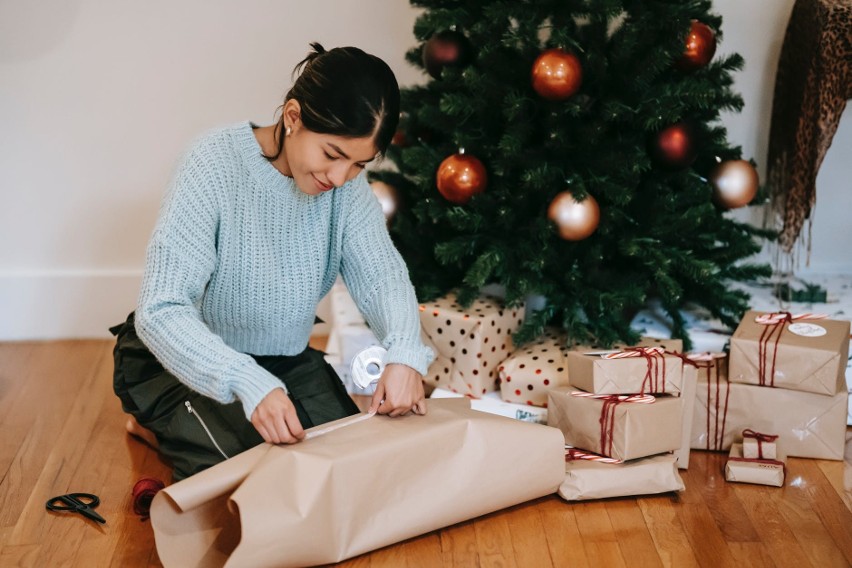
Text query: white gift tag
787 322 827 337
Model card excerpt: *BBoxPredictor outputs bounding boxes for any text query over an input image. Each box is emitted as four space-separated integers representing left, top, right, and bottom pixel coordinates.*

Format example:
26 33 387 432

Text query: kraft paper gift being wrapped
558 450 684 501
691 354 848 459
725 443 786 487
420 292 525 397
547 387 683 461
430 387 548 424
728 310 850 396
150 399 564 568
567 344 685 396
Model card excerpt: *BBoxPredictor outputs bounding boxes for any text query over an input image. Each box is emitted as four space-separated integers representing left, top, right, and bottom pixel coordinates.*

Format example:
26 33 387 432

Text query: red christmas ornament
436 151 487 205
676 20 717 71
649 121 698 169
531 48 583 101
547 191 600 241
422 30 473 79
391 129 410 147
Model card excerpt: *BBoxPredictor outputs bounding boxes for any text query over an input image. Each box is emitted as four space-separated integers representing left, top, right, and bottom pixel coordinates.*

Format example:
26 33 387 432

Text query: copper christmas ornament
548 191 600 241
531 48 583 101
709 159 759 209
436 152 488 205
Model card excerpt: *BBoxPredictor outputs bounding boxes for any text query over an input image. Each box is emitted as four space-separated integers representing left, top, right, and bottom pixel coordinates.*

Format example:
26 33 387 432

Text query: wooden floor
2 340 852 567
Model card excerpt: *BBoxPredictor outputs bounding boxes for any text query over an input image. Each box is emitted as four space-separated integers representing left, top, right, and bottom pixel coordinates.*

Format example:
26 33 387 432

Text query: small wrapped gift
558 449 684 501
690 353 848 460
729 310 850 395
420 292 525 397
498 329 571 407
741 429 778 460
725 443 786 487
151 399 565 568
431 387 548 424
567 346 685 396
547 387 683 461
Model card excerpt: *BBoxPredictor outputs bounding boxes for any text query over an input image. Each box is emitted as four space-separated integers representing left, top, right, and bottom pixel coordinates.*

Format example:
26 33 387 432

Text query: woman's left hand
368 363 426 417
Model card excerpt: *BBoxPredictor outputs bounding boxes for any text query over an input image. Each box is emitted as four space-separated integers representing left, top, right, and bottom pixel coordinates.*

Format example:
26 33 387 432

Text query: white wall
1 0 849 340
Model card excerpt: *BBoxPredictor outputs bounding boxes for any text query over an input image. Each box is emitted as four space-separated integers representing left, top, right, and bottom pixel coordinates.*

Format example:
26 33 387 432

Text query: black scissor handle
46 493 100 511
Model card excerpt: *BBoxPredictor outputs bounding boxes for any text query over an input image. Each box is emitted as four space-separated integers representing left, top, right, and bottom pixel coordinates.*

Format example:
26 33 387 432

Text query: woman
112 43 433 481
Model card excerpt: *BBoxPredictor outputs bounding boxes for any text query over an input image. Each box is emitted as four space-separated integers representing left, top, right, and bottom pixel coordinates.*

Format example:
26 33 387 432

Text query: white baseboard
0 270 142 341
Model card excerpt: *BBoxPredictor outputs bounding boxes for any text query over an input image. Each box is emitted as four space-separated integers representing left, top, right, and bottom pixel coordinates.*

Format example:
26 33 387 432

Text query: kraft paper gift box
567 343 686 396
499 334 683 407
674 361 697 470
691 354 848 460
725 443 786 487
547 387 683 461
150 399 564 568
728 310 850 396
558 450 685 501
431 387 548 424
420 292 525 397
742 429 778 460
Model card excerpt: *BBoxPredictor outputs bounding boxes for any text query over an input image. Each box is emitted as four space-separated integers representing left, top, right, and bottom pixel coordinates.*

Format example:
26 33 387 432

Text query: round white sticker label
787 322 827 337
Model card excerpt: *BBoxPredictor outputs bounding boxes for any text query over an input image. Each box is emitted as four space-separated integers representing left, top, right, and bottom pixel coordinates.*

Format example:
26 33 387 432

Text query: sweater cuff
385 340 434 376
227 359 288 420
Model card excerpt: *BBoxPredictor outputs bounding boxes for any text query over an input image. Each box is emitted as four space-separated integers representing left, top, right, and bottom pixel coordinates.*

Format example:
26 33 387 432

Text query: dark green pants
111 312 359 481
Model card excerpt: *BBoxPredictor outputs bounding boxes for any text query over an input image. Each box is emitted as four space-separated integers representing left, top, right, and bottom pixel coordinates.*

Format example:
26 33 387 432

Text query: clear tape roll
350 345 387 390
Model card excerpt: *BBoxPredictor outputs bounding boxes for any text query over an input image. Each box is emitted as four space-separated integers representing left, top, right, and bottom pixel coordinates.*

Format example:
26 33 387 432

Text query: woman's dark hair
265 42 400 162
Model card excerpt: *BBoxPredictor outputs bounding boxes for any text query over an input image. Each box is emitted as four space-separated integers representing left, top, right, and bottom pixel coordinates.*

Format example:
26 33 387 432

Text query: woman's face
286 127 378 196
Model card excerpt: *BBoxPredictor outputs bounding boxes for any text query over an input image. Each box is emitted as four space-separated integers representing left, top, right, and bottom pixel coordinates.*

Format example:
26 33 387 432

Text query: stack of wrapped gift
495 335 695 463
547 344 690 500
690 310 850 460
420 292 525 397
724 429 786 487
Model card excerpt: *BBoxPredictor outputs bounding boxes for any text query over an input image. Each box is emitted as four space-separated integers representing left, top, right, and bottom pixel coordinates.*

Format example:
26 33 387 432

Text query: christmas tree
373 0 772 349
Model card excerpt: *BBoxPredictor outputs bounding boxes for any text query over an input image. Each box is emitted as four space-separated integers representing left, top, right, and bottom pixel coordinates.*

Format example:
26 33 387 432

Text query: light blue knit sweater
136 122 433 420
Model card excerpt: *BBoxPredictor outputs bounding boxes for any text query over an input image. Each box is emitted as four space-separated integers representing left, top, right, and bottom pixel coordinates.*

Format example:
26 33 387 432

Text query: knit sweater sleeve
339 175 434 374
135 142 285 420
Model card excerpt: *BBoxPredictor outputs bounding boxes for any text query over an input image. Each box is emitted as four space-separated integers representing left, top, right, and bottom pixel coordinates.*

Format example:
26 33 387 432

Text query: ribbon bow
742 429 778 443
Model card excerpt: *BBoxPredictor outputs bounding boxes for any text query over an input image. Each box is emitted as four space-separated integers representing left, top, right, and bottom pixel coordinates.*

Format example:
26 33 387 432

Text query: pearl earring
285 126 292 136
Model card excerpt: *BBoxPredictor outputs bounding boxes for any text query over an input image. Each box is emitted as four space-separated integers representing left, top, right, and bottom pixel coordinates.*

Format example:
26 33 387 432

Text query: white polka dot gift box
420 292 525 397
497 329 572 407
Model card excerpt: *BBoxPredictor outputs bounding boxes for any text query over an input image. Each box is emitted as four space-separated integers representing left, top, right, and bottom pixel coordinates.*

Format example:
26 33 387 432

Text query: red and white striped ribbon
754 312 827 325
565 447 623 464
685 351 726 362
602 346 665 359
570 392 656 404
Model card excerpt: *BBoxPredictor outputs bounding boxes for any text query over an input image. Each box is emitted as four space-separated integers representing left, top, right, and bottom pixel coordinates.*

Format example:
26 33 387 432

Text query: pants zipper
185 400 230 460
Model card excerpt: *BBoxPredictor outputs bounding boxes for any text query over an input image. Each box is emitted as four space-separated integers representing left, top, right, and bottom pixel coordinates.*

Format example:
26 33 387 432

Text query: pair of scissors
45 493 106 524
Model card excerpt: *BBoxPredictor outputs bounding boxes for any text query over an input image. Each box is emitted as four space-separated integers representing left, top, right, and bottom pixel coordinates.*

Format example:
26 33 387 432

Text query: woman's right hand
251 388 305 444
